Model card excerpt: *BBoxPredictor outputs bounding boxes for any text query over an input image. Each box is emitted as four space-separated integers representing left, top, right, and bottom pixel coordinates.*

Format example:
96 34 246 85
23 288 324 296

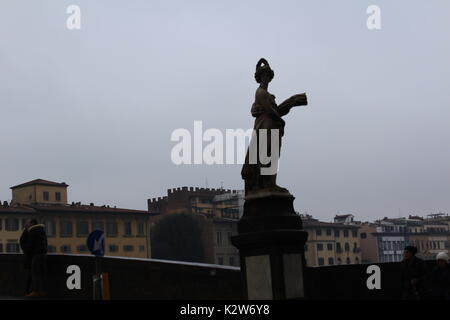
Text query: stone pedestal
231 192 308 300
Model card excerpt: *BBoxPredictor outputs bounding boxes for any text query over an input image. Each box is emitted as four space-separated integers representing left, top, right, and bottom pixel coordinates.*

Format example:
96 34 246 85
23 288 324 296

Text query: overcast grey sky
1 1 449 221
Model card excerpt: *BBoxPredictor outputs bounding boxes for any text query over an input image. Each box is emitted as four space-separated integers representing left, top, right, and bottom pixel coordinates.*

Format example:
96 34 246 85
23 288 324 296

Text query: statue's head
254 58 274 84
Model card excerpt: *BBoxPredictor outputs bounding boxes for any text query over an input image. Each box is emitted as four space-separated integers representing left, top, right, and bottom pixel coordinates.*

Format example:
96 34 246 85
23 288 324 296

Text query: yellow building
408 221 449 261
11 179 69 206
0 179 152 258
302 215 362 266
358 223 379 264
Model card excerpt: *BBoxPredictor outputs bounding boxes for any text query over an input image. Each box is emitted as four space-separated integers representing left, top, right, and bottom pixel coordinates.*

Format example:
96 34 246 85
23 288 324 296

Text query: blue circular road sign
87 230 105 256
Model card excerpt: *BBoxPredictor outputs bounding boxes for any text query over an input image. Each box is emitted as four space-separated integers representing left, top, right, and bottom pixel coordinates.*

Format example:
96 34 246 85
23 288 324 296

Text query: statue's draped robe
241 87 285 192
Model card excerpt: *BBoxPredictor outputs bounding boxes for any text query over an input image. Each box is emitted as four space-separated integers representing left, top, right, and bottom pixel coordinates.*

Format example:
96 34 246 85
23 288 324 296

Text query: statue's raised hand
290 93 308 107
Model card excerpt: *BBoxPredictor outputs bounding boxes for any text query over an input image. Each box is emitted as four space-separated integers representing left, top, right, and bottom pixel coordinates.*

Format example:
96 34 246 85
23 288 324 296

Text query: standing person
19 221 33 295
400 246 428 300
427 252 450 300
20 219 48 297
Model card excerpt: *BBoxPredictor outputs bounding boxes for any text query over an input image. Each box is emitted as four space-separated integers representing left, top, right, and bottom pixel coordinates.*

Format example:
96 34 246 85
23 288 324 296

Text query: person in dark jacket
427 252 450 300
400 246 428 300
19 219 48 297
19 221 33 294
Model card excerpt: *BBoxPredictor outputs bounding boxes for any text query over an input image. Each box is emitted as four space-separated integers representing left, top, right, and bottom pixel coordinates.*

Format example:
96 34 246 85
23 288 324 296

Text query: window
43 191 49 201
327 243 333 251
328 258 334 265
326 229 332 236
47 245 56 253
60 220 73 237
316 229 322 236
45 219 56 237
318 258 325 266
336 243 342 252
6 242 20 253
77 220 89 237
5 218 19 231
334 230 340 237
123 245 134 252
343 230 349 237
355 257 359 264
109 245 119 252
21 219 27 229
216 231 222 246
337 258 342 265
137 221 145 236
77 245 88 253
218 257 224 265
361 233 367 239
0 243 3 253
124 221 132 236
60 245 71 253
317 243 323 251
55 192 61 201
346 257 351 264
345 243 350 252
92 220 104 232
228 232 233 243
107 221 118 237
229 257 235 266
139 245 145 252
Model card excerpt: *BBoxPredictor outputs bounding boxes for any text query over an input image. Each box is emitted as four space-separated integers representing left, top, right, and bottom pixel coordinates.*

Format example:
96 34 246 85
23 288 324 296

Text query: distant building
148 187 243 266
148 186 244 219
334 214 355 225
357 223 379 264
302 215 362 267
374 218 409 263
10 179 69 206
372 215 450 262
408 219 449 260
0 179 152 258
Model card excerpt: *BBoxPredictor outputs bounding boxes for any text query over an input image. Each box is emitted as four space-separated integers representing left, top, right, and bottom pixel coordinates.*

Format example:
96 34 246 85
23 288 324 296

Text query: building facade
357 223 379 264
0 179 152 258
373 215 450 262
148 187 242 266
302 215 362 267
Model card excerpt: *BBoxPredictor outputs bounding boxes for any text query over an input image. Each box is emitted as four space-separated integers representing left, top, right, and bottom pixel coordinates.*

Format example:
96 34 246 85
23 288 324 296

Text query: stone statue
241 58 308 195
233 58 309 300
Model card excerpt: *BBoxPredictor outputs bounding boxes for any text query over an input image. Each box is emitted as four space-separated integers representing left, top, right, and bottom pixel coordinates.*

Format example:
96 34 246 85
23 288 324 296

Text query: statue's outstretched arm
277 93 308 117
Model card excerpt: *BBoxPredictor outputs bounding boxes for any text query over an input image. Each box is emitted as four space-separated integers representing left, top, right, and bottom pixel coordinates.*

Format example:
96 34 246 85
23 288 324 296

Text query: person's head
27 219 38 228
254 58 274 86
436 252 449 268
403 246 418 260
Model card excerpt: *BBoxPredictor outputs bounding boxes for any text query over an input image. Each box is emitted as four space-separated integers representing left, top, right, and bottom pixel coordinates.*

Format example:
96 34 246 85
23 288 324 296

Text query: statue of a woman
241 58 308 195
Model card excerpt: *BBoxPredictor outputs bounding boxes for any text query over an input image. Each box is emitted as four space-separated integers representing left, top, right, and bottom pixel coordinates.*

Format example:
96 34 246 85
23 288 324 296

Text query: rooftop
0 203 150 216
302 218 360 229
10 179 69 190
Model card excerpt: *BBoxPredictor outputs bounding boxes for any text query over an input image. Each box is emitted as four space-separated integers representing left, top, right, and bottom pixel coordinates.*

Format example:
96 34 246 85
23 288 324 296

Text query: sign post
87 230 105 300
